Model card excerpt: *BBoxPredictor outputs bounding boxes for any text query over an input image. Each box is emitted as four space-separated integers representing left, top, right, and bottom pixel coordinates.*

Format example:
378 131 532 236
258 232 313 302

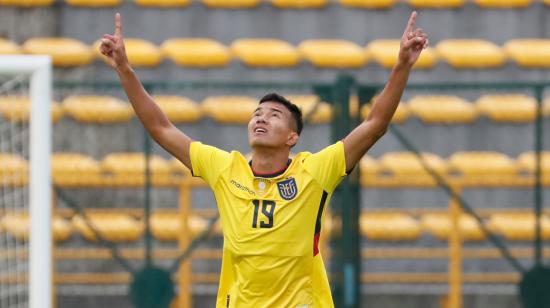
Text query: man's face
248 101 299 149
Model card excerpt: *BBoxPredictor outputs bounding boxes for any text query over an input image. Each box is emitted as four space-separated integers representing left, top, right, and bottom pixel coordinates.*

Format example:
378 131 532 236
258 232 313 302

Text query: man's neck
250 147 290 175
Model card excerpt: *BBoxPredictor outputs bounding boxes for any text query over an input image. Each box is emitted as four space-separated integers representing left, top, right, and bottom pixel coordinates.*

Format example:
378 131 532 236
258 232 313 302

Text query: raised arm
342 11 428 172
99 13 193 169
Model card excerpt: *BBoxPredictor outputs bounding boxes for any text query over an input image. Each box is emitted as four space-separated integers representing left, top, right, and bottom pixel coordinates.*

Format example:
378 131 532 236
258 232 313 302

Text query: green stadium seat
201 0 261 8
360 213 421 241
421 213 486 241
65 0 122 6
134 0 191 7
153 95 202 123
285 95 332 124
379 152 448 177
22 38 93 67
161 38 231 67
472 0 532 8
62 95 133 123
0 213 72 242
52 153 102 187
72 213 144 242
0 96 63 123
93 38 162 67
0 154 28 186
338 0 397 8
436 39 507 69
270 0 327 8
299 40 368 68
505 39 550 68
475 94 536 122
0 38 20 54
488 213 550 241
230 39 300 68
201 95 257 124
408 95 478 123
366 39 439 69
448 152 518 177
406 0 465 8
0 0 54 6
101 153 172 186
517 152 550 174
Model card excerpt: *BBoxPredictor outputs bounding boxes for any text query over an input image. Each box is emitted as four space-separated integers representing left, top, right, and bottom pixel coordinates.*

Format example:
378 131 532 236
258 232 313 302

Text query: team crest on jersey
277 177 298 200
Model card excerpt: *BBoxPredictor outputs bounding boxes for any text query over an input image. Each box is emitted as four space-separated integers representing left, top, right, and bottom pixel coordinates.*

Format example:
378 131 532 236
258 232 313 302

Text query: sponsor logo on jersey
230 179 255 196
277 177 298 200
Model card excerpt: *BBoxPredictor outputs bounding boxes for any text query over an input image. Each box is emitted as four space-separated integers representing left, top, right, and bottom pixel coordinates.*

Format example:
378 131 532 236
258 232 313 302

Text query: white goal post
0 55 52 308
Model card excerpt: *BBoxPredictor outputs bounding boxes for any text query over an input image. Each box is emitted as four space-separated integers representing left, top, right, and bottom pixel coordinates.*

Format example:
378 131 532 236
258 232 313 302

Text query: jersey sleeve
302 141 347 193
189 141 231 187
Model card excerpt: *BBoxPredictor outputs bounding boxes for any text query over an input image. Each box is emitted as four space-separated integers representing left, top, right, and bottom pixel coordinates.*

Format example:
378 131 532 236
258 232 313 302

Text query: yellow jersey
190 141 347 308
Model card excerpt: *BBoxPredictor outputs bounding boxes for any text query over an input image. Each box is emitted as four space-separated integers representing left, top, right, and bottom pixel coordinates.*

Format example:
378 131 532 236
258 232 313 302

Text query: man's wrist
395 59 413 71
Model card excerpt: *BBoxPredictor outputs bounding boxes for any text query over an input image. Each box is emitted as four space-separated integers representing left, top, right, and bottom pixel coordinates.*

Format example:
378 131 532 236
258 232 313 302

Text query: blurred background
0 0 550 308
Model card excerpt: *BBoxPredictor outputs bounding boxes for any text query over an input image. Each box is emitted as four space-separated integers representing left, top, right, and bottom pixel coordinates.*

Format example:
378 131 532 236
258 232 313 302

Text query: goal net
0 56 52 308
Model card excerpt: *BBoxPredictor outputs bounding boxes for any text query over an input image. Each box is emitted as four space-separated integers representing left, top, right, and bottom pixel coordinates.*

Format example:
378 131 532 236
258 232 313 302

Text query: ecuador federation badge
277 177 298 200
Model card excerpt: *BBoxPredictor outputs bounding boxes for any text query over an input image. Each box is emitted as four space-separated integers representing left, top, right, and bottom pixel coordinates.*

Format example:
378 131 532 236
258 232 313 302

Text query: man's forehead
256 102 288 114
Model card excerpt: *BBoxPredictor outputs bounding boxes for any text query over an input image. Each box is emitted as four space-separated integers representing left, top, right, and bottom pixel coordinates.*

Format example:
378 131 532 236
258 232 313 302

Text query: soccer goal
0 56 52 308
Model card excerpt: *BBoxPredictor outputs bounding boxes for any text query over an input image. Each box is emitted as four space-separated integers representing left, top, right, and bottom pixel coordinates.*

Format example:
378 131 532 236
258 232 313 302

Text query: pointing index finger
403 11 417 37
114 13 122 38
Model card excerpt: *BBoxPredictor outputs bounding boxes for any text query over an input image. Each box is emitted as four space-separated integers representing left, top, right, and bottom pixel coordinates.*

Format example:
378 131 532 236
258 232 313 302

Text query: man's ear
287 132 299 147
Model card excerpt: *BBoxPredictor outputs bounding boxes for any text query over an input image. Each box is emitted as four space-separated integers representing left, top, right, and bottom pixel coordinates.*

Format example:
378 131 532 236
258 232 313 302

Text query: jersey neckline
249 158 292 178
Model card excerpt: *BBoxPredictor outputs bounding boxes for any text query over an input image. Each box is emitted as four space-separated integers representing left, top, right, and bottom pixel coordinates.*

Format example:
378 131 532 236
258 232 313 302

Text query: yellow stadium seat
153 95 202 123
94 38 162 67
150 213 209 241
65 0 121 6
488 213 550 241
360 213 421 241
72 213 144 242
161 38 231 67
52 153 102 187
408 95 478 123
231 39 300 68
361 101 410 123
299 40 369 68
170 157 192 177
448 152 518 177
101 153 173 186
0 154 28 186
0 96 63 123
504 39 550 68
201 96 257 124
421 213 485 241
517 152 550 174
473 0 532 8
62 95 133 123
476 94 536 122
270 0 327 8
406 0 465 8
285 95 332 124
545 97 550 117
379 152 448 177
134 0 190 7
436 39 506 69
0 213 72 242
545 0 550 5
23 37 93 67
360 155 380 177
0 38 20 54
201 0 260 8
339 0 397 9
0 0 54 6
366 39 439 69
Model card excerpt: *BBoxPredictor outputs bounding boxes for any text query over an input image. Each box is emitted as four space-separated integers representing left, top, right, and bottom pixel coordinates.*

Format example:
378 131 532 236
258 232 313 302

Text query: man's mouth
254 127 267 134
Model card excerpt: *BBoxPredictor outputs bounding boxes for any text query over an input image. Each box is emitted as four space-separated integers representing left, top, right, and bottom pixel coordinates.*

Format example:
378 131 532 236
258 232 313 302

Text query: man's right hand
99 13 130 71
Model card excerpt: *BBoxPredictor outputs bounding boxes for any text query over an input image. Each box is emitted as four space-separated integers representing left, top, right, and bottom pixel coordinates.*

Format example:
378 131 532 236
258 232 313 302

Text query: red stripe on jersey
313 232 320 256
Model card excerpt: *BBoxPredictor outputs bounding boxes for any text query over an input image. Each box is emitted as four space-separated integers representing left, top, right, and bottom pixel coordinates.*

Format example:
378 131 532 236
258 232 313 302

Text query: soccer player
100 11 428 308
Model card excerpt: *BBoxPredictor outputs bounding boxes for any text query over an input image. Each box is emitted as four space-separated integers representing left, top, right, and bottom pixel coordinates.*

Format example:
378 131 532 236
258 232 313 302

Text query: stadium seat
134 0 191 7
488 213 550 241
504 39 550 68
379 152 448 177
52 153 102 187
517 152 550 174
298 40 369 68
406 0 465 8
150 213 209 241
65 0 122 7
201 0 261 8
408 95 478 123
0 38 20 54
421 213 486 241
366 39 439 69
285 95 332 124
0 154 28 186
270 0 327 9
201 96 258 124
0 96 63 123
472 0 532 8
230 39 300 68
72 213 144 242
61 95 133 123
101 153 173 186
436 39 507 69
338 0 397 9
545 97 550 117
360 213 421 241
448 152 518 177
170 157 192 177
0 213 72 242
360 155 380 177
0 0 54 6
475 94 536 122
161 38 231 67
22 38 93 67
94 38 162 67
361 100 410 123
153 95 202 123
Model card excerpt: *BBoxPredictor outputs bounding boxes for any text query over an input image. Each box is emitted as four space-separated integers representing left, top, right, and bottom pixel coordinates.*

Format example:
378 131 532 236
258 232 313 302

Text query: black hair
258 93 303 135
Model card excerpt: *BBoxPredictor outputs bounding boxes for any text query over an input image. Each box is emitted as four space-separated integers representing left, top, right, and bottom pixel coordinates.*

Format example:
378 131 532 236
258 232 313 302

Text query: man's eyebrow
269 108 283 114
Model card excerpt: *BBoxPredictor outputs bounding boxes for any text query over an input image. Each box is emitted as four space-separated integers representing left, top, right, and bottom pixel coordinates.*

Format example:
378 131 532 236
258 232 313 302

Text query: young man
100 11 428 308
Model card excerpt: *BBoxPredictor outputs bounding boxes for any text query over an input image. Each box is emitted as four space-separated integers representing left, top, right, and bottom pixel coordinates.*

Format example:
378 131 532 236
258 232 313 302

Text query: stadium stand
22 38 93 67
359 155 380 177
65 0 122 7
0 0 54 6
270 0 327 9
298 39 369 68
504 39 550 68
1 212 72 242
0 153 28 186
360 212 422 241
61 95 134 123
408 95 478 123
201 95 257 124
133 0 191 7
230 39 300 68
0 95 63 123
448 151 519 177
475 94 537 122
436 39 507 69
421 213 486 241
285 95 332 123
150 213 209 241
161 38 231 67
378 151 448 176
100 153 173 186
488 213 550 241
72 213 144 242
51 153 103 187
516 151 550 174
366 39 439 69
201 0 261 8
93 38 162 67
338 0 397 9
361 100 410 123
406 0 465 8
0 38 20 54
472 0 532 8
152 95 202 123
